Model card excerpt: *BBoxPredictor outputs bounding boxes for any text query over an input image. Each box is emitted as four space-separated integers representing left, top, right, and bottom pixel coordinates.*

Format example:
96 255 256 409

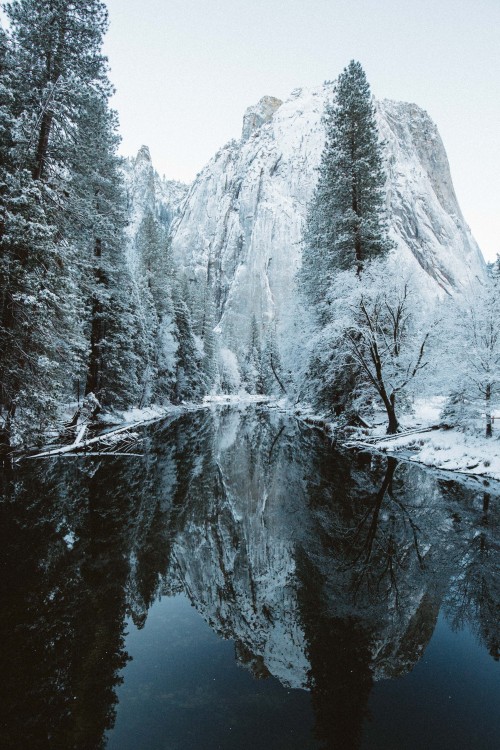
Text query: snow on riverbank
42 396 500 484
364 398 500 482
373 427 500 482
289 396 500 484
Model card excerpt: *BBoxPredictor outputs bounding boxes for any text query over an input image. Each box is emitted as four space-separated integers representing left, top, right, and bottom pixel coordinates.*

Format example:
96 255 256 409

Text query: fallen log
28 421 146 459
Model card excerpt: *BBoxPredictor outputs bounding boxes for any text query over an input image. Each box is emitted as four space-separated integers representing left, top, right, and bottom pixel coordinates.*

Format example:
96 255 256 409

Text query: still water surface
0 406 499 749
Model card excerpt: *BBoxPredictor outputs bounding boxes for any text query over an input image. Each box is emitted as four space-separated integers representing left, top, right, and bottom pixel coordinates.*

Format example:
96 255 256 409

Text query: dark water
0 406 498 750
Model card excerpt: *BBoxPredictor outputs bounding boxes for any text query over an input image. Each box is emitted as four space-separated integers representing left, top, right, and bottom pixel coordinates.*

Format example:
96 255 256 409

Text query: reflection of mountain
165 413 500 748
167 407 311 687
166 417 434 681
0 408 499 748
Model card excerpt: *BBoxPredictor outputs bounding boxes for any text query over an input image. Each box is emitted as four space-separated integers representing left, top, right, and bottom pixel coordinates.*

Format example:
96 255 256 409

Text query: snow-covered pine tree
242 316 264 394
72 94 143 410
6 0 111 182
0 0 143 445
0 2 94 445
179 261 220 396
172 278 207 403
302 60 391 303
135 209 178 403
299 61 392 419
198 286 218 392
0 24 15 211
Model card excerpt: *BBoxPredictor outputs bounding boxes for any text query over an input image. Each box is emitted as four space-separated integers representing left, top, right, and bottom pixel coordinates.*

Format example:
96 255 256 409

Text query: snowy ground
348 398 500 483
287 397 500 483
378 428 500 482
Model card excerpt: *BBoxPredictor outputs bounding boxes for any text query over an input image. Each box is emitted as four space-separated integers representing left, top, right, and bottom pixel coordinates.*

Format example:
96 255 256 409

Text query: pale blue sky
103 0 499 261
1 1 496 260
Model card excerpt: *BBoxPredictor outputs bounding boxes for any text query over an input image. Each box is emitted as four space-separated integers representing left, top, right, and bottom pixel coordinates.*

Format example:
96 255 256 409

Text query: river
0 405 498 749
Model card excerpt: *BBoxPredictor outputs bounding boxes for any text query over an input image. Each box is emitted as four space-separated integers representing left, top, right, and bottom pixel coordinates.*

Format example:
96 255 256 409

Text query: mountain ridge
125 82 485 395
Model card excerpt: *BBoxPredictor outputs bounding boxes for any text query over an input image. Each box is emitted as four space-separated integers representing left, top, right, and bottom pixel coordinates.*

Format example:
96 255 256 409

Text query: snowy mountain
168 83 485 385
123 144 188 271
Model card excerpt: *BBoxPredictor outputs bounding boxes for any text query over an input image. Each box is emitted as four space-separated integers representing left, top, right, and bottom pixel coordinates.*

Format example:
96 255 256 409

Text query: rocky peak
122 146 189 274
135 144 152 165
242 95 283 141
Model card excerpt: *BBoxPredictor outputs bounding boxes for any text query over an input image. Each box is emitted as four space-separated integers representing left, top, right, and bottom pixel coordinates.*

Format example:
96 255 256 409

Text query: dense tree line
0 0 136 446
0 0 209 450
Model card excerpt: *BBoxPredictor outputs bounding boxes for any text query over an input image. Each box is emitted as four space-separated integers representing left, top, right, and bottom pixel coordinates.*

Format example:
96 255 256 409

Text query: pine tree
135 210 178 404
64 91 143 410
243 316 264 394
0 5 83 445
299 62 392 418
199 287 218 392
303 60 391 300
0 24 15 218
0 1 141 445
5 0 110 182
172 279 206 403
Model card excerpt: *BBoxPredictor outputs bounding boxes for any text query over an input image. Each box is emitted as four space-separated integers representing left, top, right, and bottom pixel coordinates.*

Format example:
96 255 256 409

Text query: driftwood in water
29 421 145 459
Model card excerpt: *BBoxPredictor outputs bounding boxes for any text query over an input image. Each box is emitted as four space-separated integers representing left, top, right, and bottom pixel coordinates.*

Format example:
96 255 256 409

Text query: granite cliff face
123 145 188 272
168 84 485 381
377 99 482 292
242 95 283 141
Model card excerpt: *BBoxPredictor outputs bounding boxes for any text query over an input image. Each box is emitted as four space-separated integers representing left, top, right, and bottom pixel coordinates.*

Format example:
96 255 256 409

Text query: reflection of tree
342 457 426 606
303 450 432 614
130 501 172 627
296 446 450 746
444 491 500 661
0 457 148 748
297 553 374 750
67 462 135 749
0 412 212 749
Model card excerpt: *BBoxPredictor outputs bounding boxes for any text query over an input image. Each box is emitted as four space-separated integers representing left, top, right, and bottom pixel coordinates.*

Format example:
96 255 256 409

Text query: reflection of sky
106 594 317 750
101 0 500 261
366 612 500 749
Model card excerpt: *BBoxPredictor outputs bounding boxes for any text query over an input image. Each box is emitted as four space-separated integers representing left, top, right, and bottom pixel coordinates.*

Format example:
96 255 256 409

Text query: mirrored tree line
1 409 498 748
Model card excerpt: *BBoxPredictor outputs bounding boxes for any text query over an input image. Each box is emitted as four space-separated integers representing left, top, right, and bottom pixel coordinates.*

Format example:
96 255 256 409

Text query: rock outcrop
242 95 283 141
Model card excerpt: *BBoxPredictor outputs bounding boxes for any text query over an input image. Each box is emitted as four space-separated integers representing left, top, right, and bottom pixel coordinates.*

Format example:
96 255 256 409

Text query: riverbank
18 395 271 459
289 397 500 484
16 395 500 483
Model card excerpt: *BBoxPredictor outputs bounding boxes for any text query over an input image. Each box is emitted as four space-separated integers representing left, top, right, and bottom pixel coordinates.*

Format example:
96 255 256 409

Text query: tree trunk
32 110 53 181
270 354 286 394
384 392 399 435
352 185 362 275
0 401 16 453
85 239 105 398
485 383 492 438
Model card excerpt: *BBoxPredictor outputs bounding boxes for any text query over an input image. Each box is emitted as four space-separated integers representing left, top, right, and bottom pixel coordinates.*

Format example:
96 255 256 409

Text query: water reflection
0 406 498 749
